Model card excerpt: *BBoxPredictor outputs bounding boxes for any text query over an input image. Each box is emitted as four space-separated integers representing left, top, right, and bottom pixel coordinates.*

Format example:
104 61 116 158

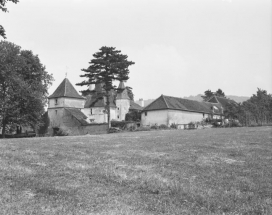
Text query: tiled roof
129 101 143 111
84 91 116 108
48 78 85 99
143 95 222 114
207 96 237 109
64 108 88 125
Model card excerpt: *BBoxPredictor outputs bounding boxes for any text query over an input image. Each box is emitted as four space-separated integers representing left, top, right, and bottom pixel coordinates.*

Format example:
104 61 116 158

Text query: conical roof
48 78 85 99
116 81 130 100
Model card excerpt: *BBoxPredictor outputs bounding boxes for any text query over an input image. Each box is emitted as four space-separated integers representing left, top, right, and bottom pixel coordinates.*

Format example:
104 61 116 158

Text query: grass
0 126 271 214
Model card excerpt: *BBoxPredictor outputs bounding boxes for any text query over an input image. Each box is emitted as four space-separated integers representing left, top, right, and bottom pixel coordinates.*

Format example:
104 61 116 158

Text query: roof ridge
64 78 67 96
161 95 169 108
142 96 161 111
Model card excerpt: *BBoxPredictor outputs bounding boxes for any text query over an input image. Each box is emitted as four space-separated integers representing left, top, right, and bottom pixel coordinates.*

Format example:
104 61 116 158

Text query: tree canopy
0 0 19 38
202 89 226 101
77 46 135 128
224 88 272 126
0 41 53 137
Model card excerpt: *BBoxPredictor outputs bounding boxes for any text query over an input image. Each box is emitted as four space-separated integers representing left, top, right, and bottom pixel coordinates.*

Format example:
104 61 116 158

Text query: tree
215 89 226 98
0 41 53 138
77 46 135 129
201 89 214 101
0 0 19 39
126 86 134 101
202 89 226 101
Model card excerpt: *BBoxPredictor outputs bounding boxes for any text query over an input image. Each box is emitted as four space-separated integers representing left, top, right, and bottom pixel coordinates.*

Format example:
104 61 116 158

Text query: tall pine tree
76 46 135 129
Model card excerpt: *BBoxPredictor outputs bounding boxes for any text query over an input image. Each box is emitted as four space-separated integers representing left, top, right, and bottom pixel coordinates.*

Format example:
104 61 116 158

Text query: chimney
139 98 144 107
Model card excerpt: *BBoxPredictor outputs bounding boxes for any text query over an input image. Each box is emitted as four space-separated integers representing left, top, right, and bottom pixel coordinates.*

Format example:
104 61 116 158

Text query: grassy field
0 127 271 214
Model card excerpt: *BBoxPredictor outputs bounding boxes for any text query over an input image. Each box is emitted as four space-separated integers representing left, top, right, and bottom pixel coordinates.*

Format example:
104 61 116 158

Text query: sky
1 0 271 100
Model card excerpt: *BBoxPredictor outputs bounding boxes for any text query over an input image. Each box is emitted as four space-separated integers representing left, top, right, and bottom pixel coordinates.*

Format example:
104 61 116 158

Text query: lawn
0 126 271 214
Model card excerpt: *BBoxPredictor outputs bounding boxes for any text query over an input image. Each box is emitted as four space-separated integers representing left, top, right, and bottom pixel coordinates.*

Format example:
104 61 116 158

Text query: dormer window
55 99 58 105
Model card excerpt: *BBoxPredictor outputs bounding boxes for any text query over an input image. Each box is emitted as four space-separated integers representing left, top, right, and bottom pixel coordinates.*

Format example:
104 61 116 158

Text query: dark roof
143 95 222 114
207 96 237 109
116 81 130 100
48 78 85 99
129 101 143 111
64 108 88 125
84 91 116 108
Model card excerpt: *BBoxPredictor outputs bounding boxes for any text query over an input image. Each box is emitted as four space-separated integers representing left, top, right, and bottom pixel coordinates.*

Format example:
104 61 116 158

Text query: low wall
79 123 108 135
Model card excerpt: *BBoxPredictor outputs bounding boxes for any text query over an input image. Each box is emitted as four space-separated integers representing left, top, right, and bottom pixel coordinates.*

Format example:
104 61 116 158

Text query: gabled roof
207 96 237 109
143 95 222 114
64 108 88 125
48 78 85 99
129 100 143 111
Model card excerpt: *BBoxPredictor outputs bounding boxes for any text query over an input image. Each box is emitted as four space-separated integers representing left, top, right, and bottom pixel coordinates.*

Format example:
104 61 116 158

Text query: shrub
55 128 69 136
159 124 169 129
150 124 159 130
108 127 122 133
170 123 178 129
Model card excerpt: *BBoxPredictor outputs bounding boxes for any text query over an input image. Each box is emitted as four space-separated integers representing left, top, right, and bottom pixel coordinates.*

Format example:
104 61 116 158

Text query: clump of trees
77 46 135 129
202 89 226 101
224 88 272 126
0 41 53 138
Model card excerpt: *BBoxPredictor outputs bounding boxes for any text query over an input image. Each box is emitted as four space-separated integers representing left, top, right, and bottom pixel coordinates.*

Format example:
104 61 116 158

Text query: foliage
170 123 178 129
0 0 19 38
224 88 272 126
111 120 126 129
77 46 135 129
0 41 53 138
55 128 69 136
159 124 168 129
201 88 226 101
38 111 50 136
150 124 159 130
125 110 141 122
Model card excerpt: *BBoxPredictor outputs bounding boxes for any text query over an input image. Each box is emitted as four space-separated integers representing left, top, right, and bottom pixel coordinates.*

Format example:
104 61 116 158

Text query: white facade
81 107 117 123
141 109 211 126
116 99 130 121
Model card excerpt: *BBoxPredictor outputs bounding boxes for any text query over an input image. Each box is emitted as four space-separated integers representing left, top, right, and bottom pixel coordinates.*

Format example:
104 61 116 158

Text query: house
141 95 223 127
47 78 142 135
206 96 238 111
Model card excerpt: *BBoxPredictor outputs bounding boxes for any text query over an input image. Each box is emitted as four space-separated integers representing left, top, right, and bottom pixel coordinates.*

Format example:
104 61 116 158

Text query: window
55 99 58 105
117 115 119 119
90 109 92 115
55 110 57 114
145 112 147 116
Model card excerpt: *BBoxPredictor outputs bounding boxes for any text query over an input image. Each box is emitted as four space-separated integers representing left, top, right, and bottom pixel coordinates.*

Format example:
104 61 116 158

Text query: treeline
224 88 272 126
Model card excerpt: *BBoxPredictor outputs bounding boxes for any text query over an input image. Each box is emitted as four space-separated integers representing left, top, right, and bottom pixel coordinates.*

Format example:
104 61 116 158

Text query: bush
111 120 127 129
170 123 178 129
108 127 122 133
150 124 159 130
55 128 69 136
159 124 169 129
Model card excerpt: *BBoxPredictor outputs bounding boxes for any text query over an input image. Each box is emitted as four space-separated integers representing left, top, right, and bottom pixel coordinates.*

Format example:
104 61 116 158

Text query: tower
116 81 130 121
47 78 85 128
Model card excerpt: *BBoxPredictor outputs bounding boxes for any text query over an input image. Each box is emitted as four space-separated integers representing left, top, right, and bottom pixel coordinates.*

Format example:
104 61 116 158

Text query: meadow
0 127 271 214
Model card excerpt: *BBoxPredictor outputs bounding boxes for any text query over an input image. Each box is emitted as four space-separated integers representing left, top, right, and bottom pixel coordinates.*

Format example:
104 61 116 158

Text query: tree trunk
106 92 111 130
2 117 6 139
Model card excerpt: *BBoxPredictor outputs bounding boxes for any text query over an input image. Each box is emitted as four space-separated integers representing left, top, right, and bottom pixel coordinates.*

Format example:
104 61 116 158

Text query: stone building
47 78 142 135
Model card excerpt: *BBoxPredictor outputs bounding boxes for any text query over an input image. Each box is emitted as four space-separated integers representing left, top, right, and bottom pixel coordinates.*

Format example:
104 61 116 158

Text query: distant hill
183 94 250 103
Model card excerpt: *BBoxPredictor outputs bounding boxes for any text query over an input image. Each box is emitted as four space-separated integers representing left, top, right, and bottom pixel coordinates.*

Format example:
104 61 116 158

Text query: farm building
141 95 223 127
206 95 238 110
47 78 142 135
